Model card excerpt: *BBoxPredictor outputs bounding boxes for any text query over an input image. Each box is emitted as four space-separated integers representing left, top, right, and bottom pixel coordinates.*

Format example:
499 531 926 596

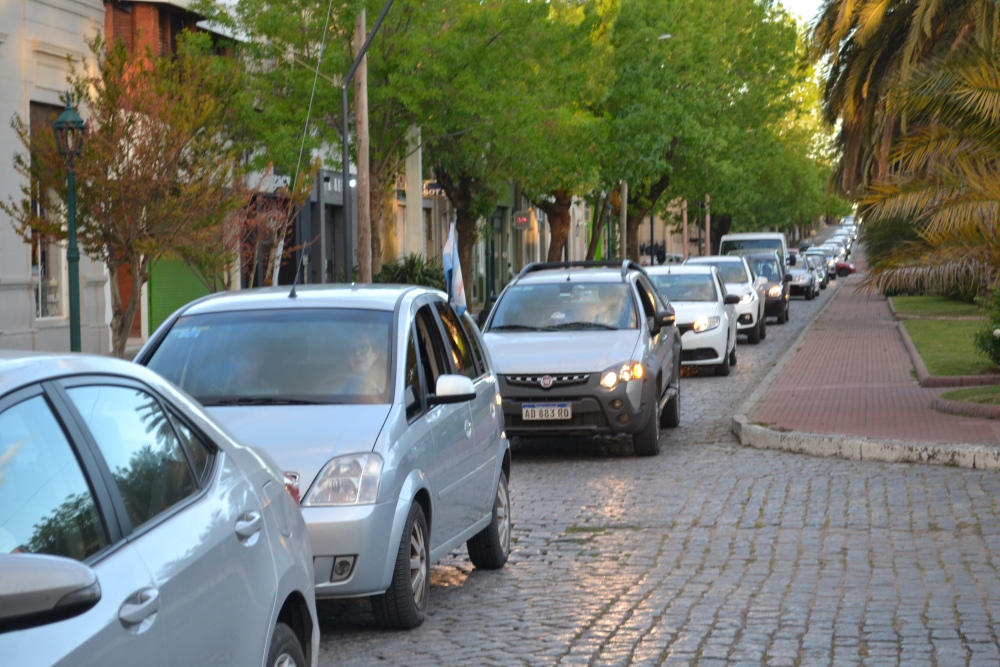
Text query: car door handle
235 511 262 539
119 587 160 627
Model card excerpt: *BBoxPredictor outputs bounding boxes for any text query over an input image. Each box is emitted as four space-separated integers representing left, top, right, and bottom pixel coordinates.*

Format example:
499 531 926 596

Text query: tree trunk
110 255 147 359
435 168 478 309
585 191 608 261
536 189 573 262
369 167 391 276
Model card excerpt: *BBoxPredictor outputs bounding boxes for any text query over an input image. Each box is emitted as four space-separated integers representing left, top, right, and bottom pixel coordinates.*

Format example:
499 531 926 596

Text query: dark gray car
482 261 683 456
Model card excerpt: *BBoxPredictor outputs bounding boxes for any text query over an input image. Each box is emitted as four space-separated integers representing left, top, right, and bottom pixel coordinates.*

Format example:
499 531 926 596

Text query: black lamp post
52 96 86 352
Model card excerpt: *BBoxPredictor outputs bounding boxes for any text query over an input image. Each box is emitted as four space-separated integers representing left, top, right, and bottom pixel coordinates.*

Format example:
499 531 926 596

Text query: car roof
0 351 168 398
169 283 433 317
645 264 717 276
513 268 637 286
685 255 746 264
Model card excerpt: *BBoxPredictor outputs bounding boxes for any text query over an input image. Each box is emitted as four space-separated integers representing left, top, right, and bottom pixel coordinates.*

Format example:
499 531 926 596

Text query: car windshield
489 282 637 331
649 274 717 302
145 308 393 405
690 261 748 283
750 258 781 282
720 238 781 255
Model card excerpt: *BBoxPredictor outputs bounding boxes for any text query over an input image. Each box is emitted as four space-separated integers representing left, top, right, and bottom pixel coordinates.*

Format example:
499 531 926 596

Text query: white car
684 255 766 344
647 265 740 376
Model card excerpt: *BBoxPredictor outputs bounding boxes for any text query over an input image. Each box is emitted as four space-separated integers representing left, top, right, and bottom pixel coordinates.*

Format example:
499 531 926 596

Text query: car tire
759 314 767 340
371 503 429 630
729 343 737 367
661 366 681 428
267 622 307 667
715 349 731 376
633 399 661 457
467 471 511 570
776 305 786 325
839 267 850 277
805 286 814 300
746 317 761 344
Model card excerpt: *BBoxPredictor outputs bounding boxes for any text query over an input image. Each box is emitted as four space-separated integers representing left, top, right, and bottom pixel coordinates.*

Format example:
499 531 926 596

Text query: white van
718 232 793 266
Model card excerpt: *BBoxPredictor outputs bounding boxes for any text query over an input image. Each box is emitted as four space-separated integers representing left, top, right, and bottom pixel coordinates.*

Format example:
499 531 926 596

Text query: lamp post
53 96 86 352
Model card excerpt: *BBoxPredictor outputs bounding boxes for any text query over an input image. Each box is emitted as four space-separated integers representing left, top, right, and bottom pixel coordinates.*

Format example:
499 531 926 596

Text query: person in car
324 332 383 394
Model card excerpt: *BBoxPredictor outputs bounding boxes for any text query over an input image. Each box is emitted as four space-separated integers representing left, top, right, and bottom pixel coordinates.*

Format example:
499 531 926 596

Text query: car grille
505 374 590 388
682 349 719 362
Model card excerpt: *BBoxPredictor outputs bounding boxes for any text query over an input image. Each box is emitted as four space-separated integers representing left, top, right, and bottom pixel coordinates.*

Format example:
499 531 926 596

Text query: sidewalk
732 256 1000 471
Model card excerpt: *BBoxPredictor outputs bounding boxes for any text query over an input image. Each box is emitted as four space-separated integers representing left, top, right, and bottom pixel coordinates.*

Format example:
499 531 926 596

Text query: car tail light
283 472 301 504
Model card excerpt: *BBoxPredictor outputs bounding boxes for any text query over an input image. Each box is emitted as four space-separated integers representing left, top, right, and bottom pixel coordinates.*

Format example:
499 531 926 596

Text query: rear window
489 282 637 331
720 238 783 257
145 308 393 405
690 261 747 283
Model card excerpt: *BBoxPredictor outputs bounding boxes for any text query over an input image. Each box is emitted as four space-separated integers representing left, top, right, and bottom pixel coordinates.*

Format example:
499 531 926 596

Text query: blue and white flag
442 222 467 315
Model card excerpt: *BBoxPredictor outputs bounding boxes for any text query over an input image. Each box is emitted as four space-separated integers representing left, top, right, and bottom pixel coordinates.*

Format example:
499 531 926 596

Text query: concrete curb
731 281 1000 471
930 396 1000 421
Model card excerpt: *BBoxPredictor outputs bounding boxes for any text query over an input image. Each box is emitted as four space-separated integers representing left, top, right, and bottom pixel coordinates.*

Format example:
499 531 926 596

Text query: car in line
481 261 682 457
805 248 838 282
785 252 819 300
804 252 829 290
0 352 318 667
683 255 766 344
136 284 512 630
646 265 740 377
742 251 792 324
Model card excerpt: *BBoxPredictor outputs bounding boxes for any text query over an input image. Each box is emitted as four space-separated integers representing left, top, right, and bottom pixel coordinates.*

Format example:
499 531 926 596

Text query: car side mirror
723 294 740 305
427 374 476 405
788 255 796 266
0 553 101 633
782 274 792 283
650 308 675 335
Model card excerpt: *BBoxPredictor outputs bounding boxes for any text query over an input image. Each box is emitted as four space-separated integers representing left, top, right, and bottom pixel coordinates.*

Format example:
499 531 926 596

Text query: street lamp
53 95 86 352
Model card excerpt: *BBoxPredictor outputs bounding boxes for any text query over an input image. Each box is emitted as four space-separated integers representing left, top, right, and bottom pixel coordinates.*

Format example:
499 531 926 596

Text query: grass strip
941 385 1000 406
891 295 981 318
902 319 996 376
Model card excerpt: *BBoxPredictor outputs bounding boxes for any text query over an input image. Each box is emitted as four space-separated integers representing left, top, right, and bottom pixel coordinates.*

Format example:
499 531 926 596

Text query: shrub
973 287 1000 366
373 254 445 291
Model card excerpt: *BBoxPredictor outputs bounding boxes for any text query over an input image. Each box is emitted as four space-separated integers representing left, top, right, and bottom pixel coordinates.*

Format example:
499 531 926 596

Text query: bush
973 287 1000 366
373 254 445 291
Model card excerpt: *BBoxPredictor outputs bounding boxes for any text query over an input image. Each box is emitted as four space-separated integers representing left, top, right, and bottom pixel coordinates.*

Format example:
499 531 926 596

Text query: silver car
0 352 318 667
136 285 511 630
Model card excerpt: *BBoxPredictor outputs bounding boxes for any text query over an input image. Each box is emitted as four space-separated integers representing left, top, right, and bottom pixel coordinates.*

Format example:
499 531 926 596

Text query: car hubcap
497 480 511 553
274 653 298 667
409 522 428 607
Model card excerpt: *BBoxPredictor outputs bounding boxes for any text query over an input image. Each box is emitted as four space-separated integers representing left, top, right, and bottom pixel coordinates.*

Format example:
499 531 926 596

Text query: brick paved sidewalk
748 276 1000 446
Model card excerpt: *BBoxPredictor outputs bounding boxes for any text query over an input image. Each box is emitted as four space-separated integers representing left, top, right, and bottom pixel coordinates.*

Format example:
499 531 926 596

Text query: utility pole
619 180 628 261
354 10 371 282
704 194 711 256
681 199 689 260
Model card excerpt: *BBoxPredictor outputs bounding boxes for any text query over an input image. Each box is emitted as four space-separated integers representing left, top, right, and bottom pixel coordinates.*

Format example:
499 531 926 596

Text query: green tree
2 34 251 357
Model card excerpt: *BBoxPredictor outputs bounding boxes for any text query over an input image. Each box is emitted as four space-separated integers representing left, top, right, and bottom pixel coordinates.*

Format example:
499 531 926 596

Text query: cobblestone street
317 281 1000 666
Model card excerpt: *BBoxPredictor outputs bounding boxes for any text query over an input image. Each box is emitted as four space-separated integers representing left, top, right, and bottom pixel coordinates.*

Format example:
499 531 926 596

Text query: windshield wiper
204 397 321 406
544 322 618 331
488 324 544 331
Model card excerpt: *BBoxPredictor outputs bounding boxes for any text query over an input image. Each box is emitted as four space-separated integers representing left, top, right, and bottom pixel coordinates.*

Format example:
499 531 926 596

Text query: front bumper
733 300 758 332
679 326 727 366
788 280 812 297
303 501 398 598
764 295 787 316
498 372 656 438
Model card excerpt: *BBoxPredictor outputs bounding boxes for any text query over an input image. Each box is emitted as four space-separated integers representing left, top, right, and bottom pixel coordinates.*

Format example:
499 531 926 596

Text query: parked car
804 253 829 290
805 248 838 282
0 351 318 666
718 231 793 267
785 253 819 300
683 255 766 344
482 261 682 457
136 285 512 630
646 265 740 377
744 251 792 324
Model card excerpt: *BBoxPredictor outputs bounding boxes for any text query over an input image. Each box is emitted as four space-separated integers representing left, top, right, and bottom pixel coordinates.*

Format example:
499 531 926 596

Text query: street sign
513 210 533 230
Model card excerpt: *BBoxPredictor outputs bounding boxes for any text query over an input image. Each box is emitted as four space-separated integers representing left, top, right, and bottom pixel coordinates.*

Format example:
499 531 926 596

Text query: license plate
522 403 572 420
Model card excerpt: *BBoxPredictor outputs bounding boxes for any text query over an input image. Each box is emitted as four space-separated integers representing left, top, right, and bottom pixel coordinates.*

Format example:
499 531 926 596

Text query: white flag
442 222 467 315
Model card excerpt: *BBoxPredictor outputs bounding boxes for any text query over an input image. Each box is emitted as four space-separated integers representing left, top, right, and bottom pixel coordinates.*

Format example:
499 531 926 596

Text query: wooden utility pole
354 9 371 282
704 194 711 256
619 180 628 261
682 199 689 260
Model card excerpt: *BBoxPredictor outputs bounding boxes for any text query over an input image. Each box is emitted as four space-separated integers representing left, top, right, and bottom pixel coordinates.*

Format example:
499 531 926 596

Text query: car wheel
661 365 681 428
759 314 767 340
776 305 786 325
746 316 761 344
715 349 731 376
267 622 307 667
805 285 814 300
372 503 429 630
729 343 737 367
839 267 850 277
467 471 511 570
633 399 661 457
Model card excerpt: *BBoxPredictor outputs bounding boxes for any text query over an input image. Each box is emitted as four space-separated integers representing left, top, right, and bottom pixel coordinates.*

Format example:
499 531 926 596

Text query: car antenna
288 249 303 299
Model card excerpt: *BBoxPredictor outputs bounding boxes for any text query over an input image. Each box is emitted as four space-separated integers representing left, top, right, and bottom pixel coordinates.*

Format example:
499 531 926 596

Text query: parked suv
743 251 792 324
482 261 682 457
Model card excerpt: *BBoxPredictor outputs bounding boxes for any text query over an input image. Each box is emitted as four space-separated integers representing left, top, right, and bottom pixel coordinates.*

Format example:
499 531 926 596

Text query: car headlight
599 361 644 389
302 453 383 506
739 292 754 304
692 316 720 333
767 285 783 298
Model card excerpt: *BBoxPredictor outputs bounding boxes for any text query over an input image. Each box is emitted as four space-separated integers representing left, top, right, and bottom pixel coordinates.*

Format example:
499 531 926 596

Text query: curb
731 281 1000 472
930 396 1000 421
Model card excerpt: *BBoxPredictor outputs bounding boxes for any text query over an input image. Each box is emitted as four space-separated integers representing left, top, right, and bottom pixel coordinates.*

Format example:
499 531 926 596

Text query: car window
168 412 215 487
489 282 638 330
145 308 393 405
0 395 109 560
434 302 477 380
415 305 450 388
650 274 717 302
717 263 748 283
753 258 781 282
66 386 200 532
459 312 488 377
403 328 427 420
